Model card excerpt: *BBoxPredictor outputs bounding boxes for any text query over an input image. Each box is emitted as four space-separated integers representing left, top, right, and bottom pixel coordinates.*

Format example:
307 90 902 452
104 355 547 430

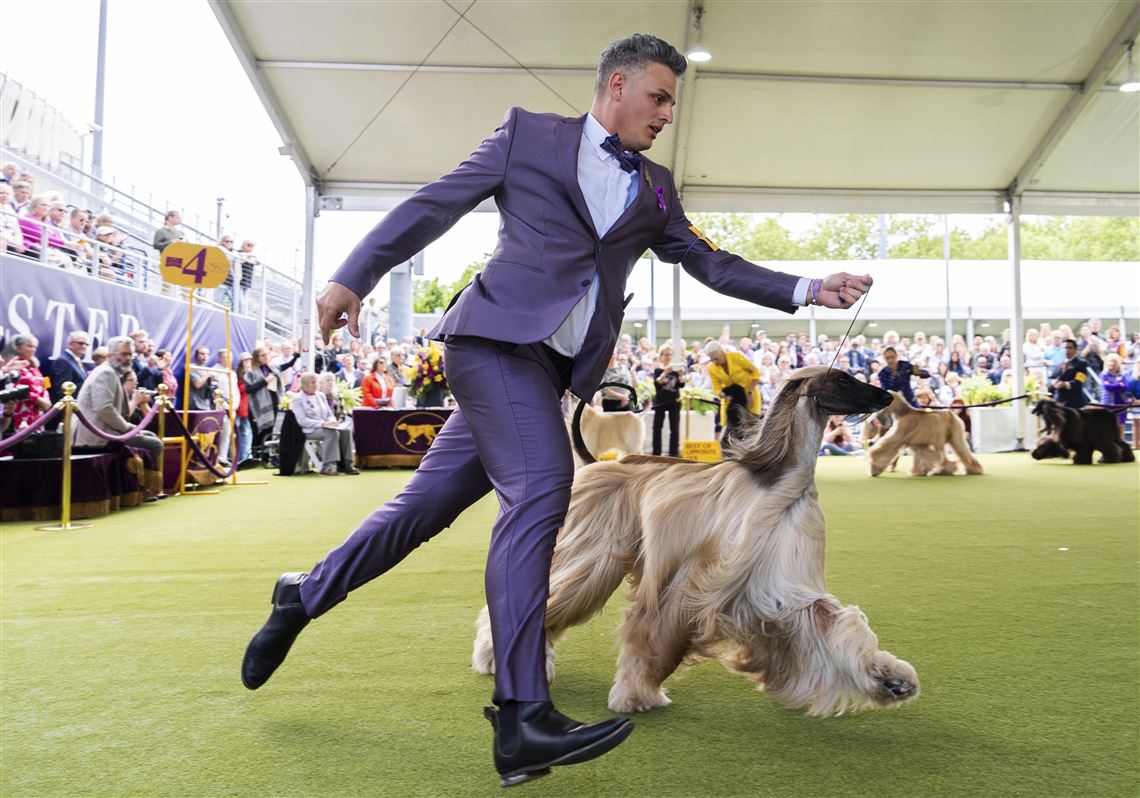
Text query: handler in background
705 341 761 444
1051 338 1090 409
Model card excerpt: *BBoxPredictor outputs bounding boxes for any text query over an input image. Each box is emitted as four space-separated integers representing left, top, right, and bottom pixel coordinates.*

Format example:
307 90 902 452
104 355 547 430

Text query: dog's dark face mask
810 370 892 418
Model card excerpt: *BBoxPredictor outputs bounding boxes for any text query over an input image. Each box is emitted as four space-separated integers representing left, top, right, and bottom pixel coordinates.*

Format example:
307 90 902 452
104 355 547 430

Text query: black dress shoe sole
498 719 633 788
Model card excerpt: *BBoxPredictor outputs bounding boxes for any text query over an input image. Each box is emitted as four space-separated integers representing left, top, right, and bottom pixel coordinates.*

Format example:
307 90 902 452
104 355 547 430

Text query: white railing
4 213 301 340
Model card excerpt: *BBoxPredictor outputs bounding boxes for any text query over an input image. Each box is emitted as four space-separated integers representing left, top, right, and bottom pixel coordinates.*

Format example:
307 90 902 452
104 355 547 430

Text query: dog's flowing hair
867 392 984 477
473 366 919 717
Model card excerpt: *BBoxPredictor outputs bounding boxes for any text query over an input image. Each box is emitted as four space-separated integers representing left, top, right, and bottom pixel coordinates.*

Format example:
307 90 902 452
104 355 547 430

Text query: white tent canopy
210 0 1140 447
211 0 1140 214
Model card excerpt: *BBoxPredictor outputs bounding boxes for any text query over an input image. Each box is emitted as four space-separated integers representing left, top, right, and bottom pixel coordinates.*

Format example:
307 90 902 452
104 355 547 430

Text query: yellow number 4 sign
160 242 231 289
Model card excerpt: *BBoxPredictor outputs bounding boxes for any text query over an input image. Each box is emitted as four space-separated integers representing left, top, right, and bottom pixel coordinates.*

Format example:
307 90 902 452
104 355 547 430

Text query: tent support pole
1007 193 1028 451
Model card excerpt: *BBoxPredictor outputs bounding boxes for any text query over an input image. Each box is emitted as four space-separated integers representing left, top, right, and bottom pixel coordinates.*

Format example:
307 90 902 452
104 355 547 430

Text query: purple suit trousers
300 338 572 702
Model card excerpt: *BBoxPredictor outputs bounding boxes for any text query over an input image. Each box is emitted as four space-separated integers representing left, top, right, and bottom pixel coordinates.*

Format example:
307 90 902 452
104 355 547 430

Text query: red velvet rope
164 412 239 480
0 403 62 448
72 401 163 443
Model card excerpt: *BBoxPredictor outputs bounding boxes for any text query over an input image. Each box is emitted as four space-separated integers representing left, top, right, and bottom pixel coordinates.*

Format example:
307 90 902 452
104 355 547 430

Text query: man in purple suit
242 34 872 787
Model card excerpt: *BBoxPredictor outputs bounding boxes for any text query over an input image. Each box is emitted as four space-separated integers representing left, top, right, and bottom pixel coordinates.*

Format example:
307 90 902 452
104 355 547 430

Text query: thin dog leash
828 285 870 372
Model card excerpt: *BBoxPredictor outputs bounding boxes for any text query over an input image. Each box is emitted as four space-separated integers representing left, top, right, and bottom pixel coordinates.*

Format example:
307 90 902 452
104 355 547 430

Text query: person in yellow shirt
705 341 761 443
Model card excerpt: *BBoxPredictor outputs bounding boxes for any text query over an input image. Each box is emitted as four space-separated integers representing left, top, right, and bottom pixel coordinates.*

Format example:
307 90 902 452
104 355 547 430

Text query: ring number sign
161 243 231 289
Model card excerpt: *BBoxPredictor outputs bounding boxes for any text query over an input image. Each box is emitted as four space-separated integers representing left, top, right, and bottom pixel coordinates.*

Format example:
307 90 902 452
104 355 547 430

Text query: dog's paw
608 682 671 713
867 655 919 705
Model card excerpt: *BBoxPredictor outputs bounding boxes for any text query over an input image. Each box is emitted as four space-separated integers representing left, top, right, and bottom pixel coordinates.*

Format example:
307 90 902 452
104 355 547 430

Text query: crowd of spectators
597 317 1140 455
3 303 1138 464
2 162 263 307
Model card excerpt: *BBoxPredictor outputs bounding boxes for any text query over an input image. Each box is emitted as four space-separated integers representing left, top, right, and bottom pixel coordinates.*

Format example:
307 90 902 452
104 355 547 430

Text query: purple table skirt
352 407 453 468
0 446 153 522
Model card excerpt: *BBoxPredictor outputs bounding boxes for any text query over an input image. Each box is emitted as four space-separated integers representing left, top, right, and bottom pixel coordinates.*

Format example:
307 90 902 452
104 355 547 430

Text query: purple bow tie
601 134 642 175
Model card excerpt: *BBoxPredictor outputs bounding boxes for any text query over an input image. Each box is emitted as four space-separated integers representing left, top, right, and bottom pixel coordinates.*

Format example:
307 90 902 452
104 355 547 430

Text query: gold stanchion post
155 384 169 499
36 382 93 531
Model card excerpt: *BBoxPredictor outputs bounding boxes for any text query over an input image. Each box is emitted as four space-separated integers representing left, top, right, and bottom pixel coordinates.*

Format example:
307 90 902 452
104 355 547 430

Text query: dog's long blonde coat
474 367 919 717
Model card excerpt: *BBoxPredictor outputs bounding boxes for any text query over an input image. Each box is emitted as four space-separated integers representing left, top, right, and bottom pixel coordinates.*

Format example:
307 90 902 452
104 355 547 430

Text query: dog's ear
782 377 805 396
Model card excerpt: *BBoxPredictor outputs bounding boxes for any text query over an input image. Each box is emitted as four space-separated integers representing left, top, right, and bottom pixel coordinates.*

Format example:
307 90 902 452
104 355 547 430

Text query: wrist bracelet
809 278 823 305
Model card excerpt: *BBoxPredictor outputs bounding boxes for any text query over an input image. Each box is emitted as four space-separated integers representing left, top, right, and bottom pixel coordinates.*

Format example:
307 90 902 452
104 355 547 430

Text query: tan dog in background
868 392 983 477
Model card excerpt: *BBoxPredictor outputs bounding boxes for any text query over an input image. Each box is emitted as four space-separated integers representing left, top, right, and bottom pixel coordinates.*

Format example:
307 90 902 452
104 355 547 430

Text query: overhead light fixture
685 3 712 63
1121 40 1140 93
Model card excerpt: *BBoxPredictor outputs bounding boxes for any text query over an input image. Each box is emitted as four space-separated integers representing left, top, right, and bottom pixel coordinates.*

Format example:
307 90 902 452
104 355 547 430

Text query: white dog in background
569 403 644 467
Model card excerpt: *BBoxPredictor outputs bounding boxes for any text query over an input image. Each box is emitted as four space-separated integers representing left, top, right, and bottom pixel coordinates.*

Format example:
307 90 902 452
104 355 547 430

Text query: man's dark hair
595 34 687 93
1063 338 1078 347
882 346 897 355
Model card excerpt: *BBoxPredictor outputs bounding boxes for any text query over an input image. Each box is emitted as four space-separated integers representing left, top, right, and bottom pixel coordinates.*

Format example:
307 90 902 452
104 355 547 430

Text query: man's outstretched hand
316 281 362 343
818 272 873 309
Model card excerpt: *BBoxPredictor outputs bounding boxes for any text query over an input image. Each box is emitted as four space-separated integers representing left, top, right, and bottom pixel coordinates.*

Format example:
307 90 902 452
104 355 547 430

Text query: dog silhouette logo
393 412 447 453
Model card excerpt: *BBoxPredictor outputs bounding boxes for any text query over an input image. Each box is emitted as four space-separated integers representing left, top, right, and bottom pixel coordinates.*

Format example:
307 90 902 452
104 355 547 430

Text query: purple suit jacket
330 107 801 397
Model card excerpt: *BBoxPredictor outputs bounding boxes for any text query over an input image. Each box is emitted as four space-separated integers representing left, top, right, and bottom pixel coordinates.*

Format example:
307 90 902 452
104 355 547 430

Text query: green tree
412 277 449 313
411 254 490 313
689 213 802 259
800 214 878 260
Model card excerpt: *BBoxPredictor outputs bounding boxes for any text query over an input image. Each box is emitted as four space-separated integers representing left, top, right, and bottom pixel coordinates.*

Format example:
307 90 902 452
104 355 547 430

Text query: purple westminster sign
0 254 256 378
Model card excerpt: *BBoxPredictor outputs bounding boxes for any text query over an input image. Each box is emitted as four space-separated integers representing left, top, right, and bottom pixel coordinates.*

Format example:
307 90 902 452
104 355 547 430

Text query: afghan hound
1030 399 1134 465
867 392 984 477
473 366 920 717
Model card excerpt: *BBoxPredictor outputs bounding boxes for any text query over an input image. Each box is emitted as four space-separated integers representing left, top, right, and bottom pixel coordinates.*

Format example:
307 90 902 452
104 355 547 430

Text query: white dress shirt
543 114 809 358
544 114 638 358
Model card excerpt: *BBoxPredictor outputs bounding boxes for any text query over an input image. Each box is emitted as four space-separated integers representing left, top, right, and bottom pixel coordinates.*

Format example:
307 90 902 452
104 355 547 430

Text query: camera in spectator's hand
137 388 157 399
0 384 30 404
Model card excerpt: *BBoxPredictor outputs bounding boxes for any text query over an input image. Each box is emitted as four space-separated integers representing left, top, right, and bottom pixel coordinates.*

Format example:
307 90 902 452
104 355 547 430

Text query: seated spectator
820 416 858 456
94 225 130 280
337 354 363 388
290 371 357 476
120 370 154 426
152 210 185 255
1 162 16 184
48 331 90 404
318 371 347 422
19 196 74 267
1 335 51 429
361 356 394 408
10 181 32 214
387 347 407 386
63 207 94 265
0 185 25 254
72 336 164 463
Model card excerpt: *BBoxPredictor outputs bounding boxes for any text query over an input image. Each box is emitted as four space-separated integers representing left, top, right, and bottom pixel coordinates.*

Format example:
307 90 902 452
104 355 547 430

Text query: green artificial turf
2 454 1137 798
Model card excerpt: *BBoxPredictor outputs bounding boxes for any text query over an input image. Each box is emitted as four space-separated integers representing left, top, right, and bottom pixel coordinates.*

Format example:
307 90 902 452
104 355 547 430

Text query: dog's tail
571 382 640 464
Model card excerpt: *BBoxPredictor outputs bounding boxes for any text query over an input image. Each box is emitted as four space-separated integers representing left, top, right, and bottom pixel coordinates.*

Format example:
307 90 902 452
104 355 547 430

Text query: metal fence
4 213 300 340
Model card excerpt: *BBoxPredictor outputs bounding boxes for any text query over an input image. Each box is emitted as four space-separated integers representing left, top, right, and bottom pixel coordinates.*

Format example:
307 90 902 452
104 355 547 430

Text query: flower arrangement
405 343 448 400
958 372 1041 406
337 382 363 411
679 384 719 415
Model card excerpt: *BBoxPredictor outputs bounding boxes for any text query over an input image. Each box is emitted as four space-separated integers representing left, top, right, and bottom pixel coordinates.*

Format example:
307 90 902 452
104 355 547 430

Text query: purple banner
0 254 256 376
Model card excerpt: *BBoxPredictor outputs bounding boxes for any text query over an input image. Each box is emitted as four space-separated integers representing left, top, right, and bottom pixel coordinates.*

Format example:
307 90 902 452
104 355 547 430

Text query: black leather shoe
484 701 633 787
241 572 311 690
